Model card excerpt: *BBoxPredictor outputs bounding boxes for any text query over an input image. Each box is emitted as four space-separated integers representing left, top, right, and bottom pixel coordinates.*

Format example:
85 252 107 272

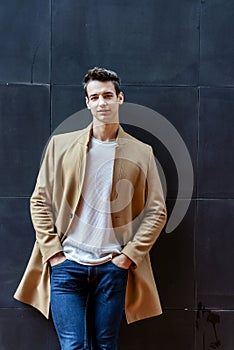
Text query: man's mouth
97 109 109 113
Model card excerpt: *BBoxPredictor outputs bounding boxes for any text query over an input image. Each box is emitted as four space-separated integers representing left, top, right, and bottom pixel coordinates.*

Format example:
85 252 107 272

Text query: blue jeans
50 259 128 350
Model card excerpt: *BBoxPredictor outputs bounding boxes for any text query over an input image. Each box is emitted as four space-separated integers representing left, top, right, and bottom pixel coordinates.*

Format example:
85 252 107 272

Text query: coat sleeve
121 148 167 267
30 136 63 264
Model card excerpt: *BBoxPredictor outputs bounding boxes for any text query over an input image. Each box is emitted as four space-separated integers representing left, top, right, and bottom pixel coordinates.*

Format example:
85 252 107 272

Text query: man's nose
98 96 107 106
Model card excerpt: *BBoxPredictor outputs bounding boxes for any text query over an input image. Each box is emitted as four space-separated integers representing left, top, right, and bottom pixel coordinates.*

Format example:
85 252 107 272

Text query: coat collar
75 123 129 147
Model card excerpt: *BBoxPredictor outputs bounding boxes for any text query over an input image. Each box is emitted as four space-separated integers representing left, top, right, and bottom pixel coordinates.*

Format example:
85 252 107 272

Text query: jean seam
84 288 90 349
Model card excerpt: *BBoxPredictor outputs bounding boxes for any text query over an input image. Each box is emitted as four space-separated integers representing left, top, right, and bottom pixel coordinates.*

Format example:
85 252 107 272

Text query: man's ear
118 92 124 105
86 97 90 109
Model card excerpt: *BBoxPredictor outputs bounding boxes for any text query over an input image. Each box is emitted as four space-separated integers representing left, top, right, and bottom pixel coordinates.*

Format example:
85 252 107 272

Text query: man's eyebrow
89 91 114 98
89 93 98 98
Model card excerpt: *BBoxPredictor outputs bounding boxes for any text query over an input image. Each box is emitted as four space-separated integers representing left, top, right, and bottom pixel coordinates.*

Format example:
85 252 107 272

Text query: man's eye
90 96 98 101
104 94 113 99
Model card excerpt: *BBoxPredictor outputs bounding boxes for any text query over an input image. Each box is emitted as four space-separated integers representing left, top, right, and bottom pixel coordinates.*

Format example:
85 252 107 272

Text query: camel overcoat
14 124 167 324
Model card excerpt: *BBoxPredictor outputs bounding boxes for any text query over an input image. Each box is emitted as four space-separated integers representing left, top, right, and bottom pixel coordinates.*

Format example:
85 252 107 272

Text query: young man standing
14 67 167 349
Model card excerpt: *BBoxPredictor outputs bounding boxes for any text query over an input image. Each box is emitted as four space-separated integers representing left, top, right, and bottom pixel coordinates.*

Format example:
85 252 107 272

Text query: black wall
0 1 234 349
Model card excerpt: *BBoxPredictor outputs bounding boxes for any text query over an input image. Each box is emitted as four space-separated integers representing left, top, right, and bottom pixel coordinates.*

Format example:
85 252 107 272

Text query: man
14 67 167 349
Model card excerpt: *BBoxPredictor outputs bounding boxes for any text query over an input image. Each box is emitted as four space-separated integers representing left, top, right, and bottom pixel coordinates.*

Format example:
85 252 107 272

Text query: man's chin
94 116 118 125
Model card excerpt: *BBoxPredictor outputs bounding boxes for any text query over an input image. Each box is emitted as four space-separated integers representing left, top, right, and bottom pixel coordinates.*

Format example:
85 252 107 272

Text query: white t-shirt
63 137 123 265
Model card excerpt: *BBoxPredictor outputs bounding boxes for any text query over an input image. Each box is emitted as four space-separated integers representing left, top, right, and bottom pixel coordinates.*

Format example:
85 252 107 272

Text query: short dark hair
83 67 121 97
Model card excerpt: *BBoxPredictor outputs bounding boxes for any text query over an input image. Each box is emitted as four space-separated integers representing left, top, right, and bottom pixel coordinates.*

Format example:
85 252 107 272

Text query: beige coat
14 124 167 324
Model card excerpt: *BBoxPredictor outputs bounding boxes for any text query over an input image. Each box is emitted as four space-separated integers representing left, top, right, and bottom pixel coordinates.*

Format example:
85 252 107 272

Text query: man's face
86 80 124 125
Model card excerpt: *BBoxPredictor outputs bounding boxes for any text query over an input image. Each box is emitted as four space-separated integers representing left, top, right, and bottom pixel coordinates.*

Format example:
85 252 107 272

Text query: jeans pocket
51 259 68 269
110 260 129 272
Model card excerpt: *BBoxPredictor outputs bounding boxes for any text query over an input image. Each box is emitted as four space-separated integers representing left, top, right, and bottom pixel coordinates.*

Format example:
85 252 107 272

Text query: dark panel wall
0 0 233 349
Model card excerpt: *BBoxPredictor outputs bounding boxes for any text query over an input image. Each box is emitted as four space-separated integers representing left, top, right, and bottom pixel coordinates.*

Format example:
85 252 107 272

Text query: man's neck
92 123 119 141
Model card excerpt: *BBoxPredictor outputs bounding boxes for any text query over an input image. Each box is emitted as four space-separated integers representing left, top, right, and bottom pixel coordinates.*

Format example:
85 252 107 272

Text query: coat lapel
60 125 92 225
